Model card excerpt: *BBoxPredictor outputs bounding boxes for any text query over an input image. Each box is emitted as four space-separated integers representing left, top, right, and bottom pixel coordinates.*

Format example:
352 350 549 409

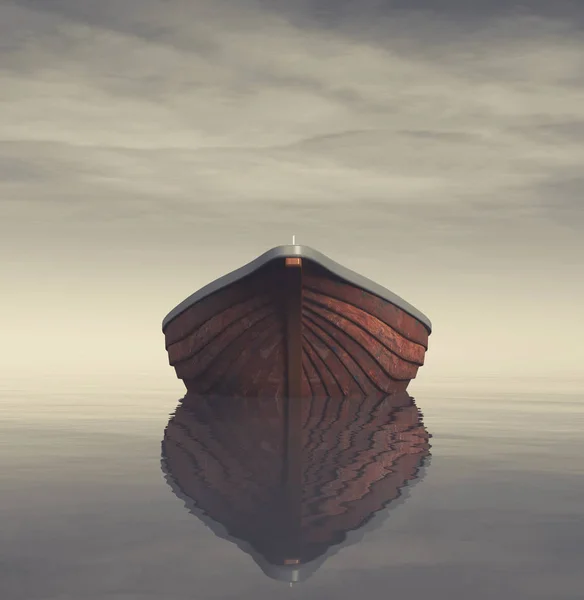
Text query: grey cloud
396 129 487 143
257 0 584 20
538 175 584 201
529 173 584 228
526 120 584 142
0 155 54 182
1 0 583 254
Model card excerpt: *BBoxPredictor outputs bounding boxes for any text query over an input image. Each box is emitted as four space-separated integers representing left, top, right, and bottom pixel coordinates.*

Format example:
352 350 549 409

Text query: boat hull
163 247 430 399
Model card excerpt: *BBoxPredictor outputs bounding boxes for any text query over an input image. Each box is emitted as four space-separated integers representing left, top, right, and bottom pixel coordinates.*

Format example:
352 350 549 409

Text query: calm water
2 376 583 600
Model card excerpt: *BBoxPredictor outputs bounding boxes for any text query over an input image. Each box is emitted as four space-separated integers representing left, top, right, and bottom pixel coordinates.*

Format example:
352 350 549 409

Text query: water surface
2 376 583 600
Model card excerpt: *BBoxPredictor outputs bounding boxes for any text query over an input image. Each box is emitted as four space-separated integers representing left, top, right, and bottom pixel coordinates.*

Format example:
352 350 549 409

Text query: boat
162 243 432 398
161 391 431 583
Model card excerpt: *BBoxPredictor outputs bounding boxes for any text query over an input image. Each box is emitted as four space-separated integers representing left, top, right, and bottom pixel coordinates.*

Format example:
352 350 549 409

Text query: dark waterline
1 378 583 599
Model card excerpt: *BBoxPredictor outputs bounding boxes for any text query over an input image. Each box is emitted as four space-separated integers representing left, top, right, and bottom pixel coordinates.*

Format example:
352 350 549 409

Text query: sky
1 0 583 389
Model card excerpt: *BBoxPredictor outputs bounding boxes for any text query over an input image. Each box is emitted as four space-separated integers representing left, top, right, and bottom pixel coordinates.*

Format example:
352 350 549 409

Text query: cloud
0 0 583 240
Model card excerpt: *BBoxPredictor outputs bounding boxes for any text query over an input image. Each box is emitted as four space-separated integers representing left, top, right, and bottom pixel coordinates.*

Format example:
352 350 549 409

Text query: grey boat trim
162 245 432 334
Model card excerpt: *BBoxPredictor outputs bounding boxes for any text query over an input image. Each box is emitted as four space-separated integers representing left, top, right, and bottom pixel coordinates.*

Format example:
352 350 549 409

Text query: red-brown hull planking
163 252 430 399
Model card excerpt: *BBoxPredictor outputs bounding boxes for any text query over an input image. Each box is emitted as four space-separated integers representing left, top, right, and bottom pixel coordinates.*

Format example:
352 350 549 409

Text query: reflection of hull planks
162 245 432 398
161 391 431 582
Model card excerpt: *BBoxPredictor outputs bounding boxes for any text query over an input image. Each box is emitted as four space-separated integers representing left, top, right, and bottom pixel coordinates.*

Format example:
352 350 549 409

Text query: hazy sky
1 0 583 387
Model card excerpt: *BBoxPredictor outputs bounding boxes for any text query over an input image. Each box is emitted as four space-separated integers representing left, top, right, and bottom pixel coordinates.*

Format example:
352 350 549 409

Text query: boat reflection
161 392 431 583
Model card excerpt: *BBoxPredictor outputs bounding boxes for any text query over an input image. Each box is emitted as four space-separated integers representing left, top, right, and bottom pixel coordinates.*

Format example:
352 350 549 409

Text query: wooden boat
162 244 432 398
161 392 431 583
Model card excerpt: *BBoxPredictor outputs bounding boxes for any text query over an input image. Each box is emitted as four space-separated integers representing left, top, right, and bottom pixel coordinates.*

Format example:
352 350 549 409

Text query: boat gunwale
162 245 432 334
